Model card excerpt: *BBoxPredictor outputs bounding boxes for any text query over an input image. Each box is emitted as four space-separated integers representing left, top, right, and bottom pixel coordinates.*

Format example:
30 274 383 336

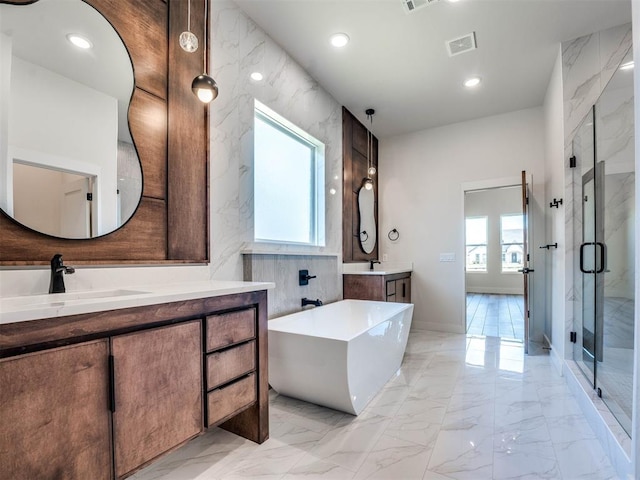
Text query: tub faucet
369 260 381 270
302 297 323 307
49 254 75 294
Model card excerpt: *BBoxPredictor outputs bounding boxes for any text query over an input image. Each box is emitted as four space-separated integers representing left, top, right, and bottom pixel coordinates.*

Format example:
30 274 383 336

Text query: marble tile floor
466 294 525 341
131 331 619 480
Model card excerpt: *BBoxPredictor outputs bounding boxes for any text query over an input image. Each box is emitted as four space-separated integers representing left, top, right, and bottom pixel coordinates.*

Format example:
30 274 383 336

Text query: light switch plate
439 253 455 262
382 253 388 261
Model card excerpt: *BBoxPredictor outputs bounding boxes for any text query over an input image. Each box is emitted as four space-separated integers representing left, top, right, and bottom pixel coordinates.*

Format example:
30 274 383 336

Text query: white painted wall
8 57 118 235
543 47 566 371
464 186 524 294
379 107 546 337
0 33 12 214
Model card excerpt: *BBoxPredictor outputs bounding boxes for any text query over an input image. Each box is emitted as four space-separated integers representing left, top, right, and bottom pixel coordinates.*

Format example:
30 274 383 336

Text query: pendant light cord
203 0 208 73
187 0 191 32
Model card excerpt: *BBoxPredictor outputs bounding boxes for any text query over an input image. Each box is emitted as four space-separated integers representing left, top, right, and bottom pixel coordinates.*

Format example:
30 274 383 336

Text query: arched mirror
0 0 142 239
358 179 376 254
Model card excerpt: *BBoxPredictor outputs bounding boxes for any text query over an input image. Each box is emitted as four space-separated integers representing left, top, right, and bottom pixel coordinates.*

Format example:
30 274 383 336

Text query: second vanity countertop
0 280 275 325
342 262 413 276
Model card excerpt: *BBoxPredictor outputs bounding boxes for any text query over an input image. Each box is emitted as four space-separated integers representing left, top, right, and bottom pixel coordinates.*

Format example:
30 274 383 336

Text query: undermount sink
1 289 150 310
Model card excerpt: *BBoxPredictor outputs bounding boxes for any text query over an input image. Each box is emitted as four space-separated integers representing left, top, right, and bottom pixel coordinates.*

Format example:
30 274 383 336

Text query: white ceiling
233 0 631 138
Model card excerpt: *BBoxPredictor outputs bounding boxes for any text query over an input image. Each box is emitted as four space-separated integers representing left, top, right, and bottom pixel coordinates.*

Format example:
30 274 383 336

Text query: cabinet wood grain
0 340 112 480
206 308 256 352
112 321 202 478
207 373 257 427
207 340 256 389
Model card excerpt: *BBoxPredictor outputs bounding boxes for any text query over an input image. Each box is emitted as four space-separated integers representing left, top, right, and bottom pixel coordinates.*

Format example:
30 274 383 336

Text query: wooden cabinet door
398 277 411 303
112 320 202 478
0 340 112 480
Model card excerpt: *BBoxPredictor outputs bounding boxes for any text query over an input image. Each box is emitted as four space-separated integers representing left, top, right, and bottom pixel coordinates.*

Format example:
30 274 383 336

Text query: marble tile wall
208 2 344 315
243 254 342 318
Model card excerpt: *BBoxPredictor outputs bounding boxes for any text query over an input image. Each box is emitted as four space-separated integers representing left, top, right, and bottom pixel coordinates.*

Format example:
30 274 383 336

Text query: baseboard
544 334 563 375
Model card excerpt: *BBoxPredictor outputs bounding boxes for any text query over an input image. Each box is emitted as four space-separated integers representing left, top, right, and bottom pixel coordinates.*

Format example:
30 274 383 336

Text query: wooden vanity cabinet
0 289 269 479
343 272 412 303
112 321 202 478
0 340 113 480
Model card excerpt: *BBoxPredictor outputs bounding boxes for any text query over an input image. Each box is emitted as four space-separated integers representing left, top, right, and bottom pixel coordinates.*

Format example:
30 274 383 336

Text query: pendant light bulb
191 0 219 103
180 0 199 52
192 74 218 103
180 31 198 53
368 166 377 176
364 179 373 190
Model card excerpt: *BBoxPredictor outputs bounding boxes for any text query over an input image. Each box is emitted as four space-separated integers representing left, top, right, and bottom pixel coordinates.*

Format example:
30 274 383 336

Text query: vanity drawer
206 309 256 352
206 340 256 390
207 373 256 427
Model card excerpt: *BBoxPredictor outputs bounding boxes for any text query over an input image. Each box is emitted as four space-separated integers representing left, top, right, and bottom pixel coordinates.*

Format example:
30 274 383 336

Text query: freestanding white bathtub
268 299 414 415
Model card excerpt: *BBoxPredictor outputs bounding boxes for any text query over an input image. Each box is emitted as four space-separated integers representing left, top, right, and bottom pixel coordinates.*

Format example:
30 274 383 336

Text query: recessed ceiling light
330 33 350 48
250 72 264 81
620 61 634 71
66 33 93 50
464 77 481 88
447 0 460 3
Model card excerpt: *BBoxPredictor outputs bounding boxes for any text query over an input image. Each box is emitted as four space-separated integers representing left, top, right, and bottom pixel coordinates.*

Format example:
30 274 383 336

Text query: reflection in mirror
358 180 376 254
0 0 142 239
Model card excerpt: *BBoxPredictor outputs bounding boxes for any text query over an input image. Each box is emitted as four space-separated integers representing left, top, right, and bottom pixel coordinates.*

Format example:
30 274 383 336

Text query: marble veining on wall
209 1 343 285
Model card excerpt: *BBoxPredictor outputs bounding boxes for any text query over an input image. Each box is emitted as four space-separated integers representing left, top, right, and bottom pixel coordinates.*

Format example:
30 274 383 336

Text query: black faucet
369 260 381 270
302 297 323 307
49 254 75 294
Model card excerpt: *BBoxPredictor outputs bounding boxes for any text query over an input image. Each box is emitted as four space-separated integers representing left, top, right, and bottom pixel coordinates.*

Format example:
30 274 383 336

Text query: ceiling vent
401 0 440 14
446 32 477 57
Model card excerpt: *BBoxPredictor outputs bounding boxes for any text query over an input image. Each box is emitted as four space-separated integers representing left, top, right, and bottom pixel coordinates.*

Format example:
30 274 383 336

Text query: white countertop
0 280 275 325
342 262 413 276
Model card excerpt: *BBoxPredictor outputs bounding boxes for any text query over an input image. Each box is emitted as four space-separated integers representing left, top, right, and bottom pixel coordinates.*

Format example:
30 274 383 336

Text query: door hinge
527 254 530 262
569 155 577 168
87 192 93 201
108 354 116 412
570 331 577 343
597 387 602 398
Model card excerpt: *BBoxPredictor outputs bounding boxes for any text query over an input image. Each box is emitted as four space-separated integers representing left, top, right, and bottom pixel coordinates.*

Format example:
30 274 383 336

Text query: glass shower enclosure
571 48 635 437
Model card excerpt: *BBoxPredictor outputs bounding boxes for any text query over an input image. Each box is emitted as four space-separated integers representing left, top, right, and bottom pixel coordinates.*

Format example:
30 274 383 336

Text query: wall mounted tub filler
301 297 323 307
49 253 75 294
298 269 317 286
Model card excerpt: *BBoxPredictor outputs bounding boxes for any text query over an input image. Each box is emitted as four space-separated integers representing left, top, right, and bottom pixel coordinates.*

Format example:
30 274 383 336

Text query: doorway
464 184 527 343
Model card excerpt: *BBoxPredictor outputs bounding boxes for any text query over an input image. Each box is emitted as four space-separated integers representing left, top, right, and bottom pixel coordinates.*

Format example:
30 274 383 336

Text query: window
465 217 487 272
501 214 524 272
253 101 325 245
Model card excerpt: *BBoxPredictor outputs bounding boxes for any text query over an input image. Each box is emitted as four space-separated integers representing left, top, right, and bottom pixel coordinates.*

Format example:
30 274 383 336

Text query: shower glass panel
572 107 597 387
594 48 635 436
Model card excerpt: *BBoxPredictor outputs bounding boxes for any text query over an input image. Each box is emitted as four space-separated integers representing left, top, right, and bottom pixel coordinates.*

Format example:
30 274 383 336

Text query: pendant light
179 0 198 53
192 0 218 103
364 108 376 190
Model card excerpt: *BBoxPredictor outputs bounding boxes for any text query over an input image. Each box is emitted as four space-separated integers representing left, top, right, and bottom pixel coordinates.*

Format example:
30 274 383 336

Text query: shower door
572 48 635 436
573 107 597 386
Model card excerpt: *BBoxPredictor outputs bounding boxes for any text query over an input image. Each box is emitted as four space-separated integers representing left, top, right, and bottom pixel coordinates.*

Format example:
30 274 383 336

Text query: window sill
241 244 339 257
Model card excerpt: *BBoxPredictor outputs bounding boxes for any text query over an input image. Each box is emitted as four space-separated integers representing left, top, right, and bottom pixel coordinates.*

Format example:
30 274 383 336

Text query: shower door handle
596 242 607 274
580 242 596 274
